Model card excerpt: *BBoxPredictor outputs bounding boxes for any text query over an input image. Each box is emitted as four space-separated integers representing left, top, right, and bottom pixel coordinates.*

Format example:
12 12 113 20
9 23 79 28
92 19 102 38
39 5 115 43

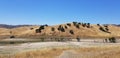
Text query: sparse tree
82 23 87 27
73 22 77 26
99 27 106 32
36 29 41 33
76 25 79 28
58 25 65 32
109 37 116 43
87 23 90 28
76 37 80 42
65 25 68 29
30 28 34 30
78 22 81 25
61 27 65 32
44 24 48 27
67 23 71 26
39 25 45 30
69 30 74 35
10 35 15 38
51 27 55 31
97 24 100 26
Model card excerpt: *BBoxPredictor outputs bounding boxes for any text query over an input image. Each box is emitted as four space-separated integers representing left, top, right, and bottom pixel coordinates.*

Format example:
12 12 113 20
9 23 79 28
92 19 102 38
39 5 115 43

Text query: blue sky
0 0 120 25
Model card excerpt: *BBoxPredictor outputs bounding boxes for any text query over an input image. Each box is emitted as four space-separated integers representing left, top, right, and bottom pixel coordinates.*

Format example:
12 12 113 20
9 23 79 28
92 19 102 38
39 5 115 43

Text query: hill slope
0 22 120 39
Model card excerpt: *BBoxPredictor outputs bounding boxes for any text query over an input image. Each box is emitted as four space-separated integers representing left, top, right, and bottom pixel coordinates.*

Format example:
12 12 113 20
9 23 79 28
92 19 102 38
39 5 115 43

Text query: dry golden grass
0 23 120 39
0 46 120 58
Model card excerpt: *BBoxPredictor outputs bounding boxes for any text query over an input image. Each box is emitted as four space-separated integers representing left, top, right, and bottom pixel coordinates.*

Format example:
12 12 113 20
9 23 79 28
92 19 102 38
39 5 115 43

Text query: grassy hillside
0 22 120 39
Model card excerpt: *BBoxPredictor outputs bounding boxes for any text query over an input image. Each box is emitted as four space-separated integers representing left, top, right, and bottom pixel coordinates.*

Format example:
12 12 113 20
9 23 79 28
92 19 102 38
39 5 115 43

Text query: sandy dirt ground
0 40 120 55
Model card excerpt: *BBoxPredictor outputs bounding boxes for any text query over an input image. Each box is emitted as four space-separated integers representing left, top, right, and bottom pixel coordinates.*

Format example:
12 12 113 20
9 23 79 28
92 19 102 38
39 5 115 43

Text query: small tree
67 23 71 26
10 35 15 38
44 24 48 27
87 23 90 28
69 30 74 35
75 24 80 29
82 23 87 27
76 37 80 42
65 25 68 29
99 27 106 32
61 27 65 32
58 25 65 32
39 25 45 30
36 29 41 33
109 37 116 43
51 27 55 31
30 28 34 30
97 24 100 26
78 22 81 25
73 22 77 26
105 27 109 32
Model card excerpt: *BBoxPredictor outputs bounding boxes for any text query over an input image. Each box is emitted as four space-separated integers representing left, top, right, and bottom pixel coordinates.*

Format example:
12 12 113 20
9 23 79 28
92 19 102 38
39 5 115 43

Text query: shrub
39 25 45 30
105 27 109 31
10 31 12 34
78 22 81 25
36 29 41 33
58 25 65 32
69 30 74 35
61 27 65 32
44 24 48 27
97 24 100 26
75 24 80 29
51 27 55 31
57 25 61 31
87 23 90 28
99 26 110 33
109 37 116 43
67 23 71 26
104 25 108 28
82 23 87 27
73 22 77 26
30 28 34 30
76 37 80 42
10 35 15 38
99 27 106 32
65 25 68 29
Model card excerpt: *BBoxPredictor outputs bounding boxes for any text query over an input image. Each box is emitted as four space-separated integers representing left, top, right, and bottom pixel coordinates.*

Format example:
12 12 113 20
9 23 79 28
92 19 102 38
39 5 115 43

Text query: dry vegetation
0 46 120 58
0 22 120 39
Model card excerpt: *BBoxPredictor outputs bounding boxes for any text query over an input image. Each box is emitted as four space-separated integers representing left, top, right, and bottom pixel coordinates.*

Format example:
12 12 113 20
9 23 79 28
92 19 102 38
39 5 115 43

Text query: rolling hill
0 22 120 39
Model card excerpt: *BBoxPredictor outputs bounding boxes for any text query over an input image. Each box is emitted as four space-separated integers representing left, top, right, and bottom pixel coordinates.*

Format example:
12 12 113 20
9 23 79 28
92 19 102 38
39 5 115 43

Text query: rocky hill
0 22 120 39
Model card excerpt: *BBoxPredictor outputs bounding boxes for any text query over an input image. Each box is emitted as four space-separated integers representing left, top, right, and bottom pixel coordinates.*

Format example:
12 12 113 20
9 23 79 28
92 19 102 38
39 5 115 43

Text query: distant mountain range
0 24 34 28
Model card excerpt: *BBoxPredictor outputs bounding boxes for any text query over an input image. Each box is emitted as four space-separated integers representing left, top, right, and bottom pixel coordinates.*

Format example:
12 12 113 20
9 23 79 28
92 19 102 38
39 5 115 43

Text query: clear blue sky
0 0 120 25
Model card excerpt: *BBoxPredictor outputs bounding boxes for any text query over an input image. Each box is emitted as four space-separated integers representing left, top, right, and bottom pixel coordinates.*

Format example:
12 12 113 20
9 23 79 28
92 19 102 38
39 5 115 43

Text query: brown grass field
0 45 120 58
0 23 120 39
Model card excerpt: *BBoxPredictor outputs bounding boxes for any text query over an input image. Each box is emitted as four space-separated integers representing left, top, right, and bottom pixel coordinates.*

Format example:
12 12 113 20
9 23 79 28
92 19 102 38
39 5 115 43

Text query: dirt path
0 42 120 55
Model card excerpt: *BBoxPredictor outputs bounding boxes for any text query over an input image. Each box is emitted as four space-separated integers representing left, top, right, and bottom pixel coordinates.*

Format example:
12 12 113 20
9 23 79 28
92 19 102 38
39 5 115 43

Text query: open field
0 39 120 58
